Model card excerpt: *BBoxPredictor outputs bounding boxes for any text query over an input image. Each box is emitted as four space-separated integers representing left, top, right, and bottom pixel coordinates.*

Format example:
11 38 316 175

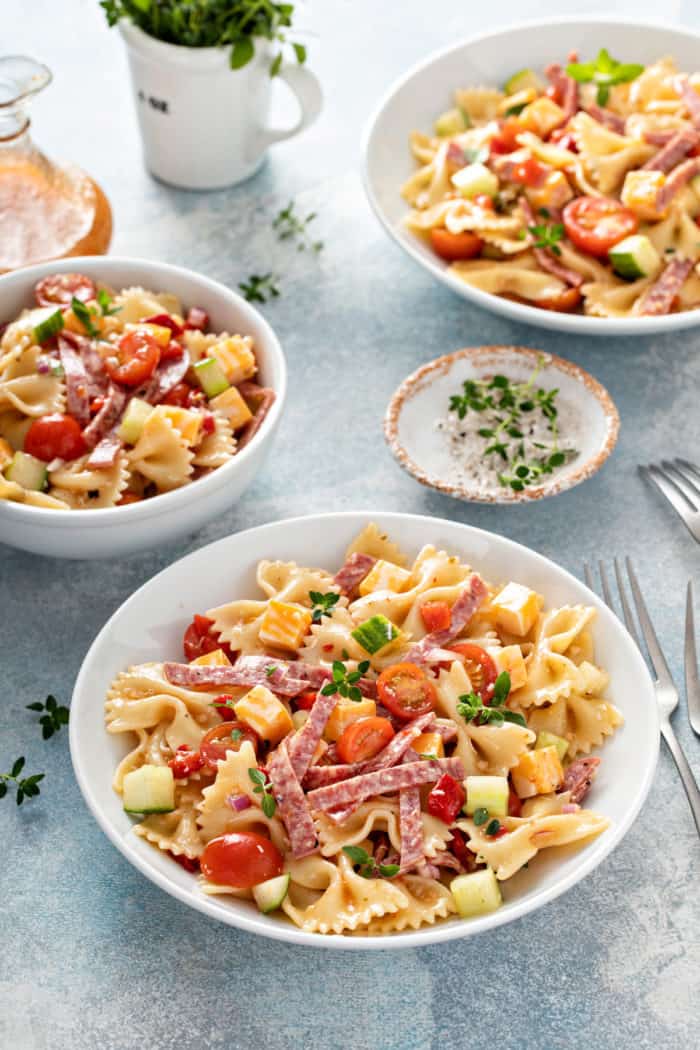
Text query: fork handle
661 721 700 835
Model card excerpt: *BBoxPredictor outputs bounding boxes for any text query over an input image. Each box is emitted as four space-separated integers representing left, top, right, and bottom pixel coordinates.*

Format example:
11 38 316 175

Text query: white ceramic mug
119 22 323 190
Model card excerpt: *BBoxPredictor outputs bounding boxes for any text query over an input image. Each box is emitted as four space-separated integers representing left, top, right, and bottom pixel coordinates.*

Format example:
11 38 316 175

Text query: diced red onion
37 357 51 374
561 802 580 814
227 794 251 812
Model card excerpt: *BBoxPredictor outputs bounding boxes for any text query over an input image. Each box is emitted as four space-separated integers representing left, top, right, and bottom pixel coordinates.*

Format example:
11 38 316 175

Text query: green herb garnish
212 697 236 713
97 288 121 317
0 757 45 806
320 660 371 703
473 806 489 826
273 201 323 253
265 665 278 678
26 695 69 740
230 728 243 743
309 590 340 624
71 297 99 337
485 818 502 836
456 672 526 727
527 221 564 256
33 309 64 345
342 845 399 879
566 49 644 106
239 273 280 303
248 767 276 817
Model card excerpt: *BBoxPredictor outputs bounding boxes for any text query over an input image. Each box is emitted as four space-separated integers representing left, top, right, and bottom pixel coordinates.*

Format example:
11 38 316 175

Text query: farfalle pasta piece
196 743 288 851
256 561 336 602
454 87 504 122
526 693 623 757
645 204 700 261
128 411 193 492
0 346 65 417
49 450 129 509
450 255 567 302
134 781 205 860
582 275 653 317
192 414 235 470
361 875 456 934
314 799 452 860
298 605 366 666
106 662 223 725
344 522 409 567
112 286 181 324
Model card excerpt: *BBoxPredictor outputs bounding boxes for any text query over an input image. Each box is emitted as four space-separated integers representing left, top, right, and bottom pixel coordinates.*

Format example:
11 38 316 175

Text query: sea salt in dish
385 346 619 503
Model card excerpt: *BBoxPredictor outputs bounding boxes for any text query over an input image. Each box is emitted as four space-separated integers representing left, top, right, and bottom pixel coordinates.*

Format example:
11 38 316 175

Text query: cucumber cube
608 234 661 280
535 730 569 762
503 68 543 95
451 868 502 918
351 614 400 655
123 765 175 814
434 107 469 137
253 873 291 913
5 451 47 491
451 163 499 200
465 775 509 818
194 357 230 399
117 397 153 445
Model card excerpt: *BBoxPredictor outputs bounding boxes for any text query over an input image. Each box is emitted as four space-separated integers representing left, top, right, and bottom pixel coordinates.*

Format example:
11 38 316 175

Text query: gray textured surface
2 2 699 1048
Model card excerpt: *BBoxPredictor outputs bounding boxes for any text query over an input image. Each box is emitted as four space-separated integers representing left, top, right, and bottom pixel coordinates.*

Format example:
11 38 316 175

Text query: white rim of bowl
0 257 287 527
360 15 700 336
69 509 659 950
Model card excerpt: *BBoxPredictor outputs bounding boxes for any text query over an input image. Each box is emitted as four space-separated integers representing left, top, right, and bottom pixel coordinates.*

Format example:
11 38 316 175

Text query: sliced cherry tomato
427 773 466 824
510 157 547 187
200 832 283 889
199 722 259 768
116 491 143 506
182 614 232 661
34 272 96 307
336 717 395 764
430 228 484 262
489 117 524 155
105 330 161 387
24 413 87 462
170 852 200 873
159 340 185 363
185 306 209 331
536 287 583 313
549 128 579 152
447 643 498 702
377 663 437 721
143 313 184 337
420 601 452 633
296 691 318 711
563 196 638 257
211 694 236 721
168 745 205 779
508 786 522 817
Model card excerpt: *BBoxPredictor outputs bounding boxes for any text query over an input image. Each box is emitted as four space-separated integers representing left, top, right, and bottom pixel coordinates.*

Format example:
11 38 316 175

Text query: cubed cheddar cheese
520 97 566 137
62 306 104 336
410 732 445 759
210 335 257 385
209 386 254 430
234 685 294 744
0 437 13 470
324 697 377 742
487 645 528 691
526 170 573 212
490 582 541 636
124 321 173 348
621 170 667 221
150 405 203 446
259 600 312 651
358 559 412 596
189 647 231 667
511 746 564 799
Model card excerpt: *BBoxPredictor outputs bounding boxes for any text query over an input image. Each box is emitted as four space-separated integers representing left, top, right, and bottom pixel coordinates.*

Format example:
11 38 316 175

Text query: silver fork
640 459 700 543
584 557 700 836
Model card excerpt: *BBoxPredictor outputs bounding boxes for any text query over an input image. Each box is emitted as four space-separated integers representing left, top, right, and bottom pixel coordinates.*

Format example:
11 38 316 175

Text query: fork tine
625 557 676 688
646 463 697 511
613 556 642 649
686 581 700 737
675 459 700 482
597 560 615 610
660 460 700 507
583 561 595 592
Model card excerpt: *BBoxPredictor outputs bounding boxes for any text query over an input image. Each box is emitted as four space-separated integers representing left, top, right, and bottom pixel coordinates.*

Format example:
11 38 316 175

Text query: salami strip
139 350 190 404
399 787 425 873
333 552 377 597
655 157 700 210
637 257 694 316
163 658 307 697
676 76 700 129
544 63 578 125
306 757 464 813
267 740 318 858
641 128 699 172
563 756 601 804
82 383 127 449
59 331 108 396
86 433 122 470
586 103 625 133
404 574 488 664
287 691 338 780
521 198 583 288
58 336 91 426
236 382 276 450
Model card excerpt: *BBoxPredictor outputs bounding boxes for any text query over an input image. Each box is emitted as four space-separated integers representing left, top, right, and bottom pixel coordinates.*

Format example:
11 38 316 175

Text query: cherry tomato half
420 601 452 633
427 773 466 824
489 117 525 155
24 413 87 462
447 643 497 702
212 694 237 721
200 832 283 889
34 272 96 307
168 745 205 779
199 722 259 768
295 691 318 711
183 614 231 661
562 196 638 258
509 157 547 187
377 663 437 721
430 228 484 262
336 717 395 764
105 330 161 387
536 287 583 313
159 341 185 363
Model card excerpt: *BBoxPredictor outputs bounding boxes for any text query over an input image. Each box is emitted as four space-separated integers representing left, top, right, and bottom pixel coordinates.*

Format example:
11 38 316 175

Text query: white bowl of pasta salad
0 257 286 557
70 512 658 948
362 17 700 334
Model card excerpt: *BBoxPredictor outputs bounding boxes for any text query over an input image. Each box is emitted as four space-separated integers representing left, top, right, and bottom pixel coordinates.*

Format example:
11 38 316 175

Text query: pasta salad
108 523 622 936
402 53 700 318
0 273 274 509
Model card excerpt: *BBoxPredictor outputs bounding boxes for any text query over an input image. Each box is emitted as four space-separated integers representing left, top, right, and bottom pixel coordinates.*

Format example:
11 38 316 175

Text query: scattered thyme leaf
273 200 323 253
238 273 280 303
26 695 69 740
1 758 45 806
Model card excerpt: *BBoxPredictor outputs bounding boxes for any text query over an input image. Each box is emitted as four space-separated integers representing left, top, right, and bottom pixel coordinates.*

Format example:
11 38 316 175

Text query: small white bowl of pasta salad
70 512 658 948
0 257 286 557
363 18 700 334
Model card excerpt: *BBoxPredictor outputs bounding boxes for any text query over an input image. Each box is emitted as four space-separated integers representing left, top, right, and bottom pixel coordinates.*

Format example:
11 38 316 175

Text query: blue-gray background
2 2 699 1048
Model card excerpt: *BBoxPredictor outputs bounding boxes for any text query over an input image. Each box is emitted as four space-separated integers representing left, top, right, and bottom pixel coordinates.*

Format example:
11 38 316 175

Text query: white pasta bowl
362 17 700 336
70 511 658 949
0 257 286 558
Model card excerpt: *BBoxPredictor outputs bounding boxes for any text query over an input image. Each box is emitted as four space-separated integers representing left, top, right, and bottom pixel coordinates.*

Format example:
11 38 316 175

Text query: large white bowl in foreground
362 17 700 336
0 257 286 558
70 511 658 950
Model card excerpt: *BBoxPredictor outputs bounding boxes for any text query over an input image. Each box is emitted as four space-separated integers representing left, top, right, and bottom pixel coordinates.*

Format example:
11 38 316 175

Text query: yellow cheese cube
526 170 574 211
487 645 528 691
512 746 564 799
124 322 173 348
490 582 540 636
209 386 254 430
497 87 537 116
189 647 231 667
210 335 257 385
0 437 13 470
520 97 566 137
324 698 377 742
410 732 445 759
150 405 203 446
259 600 312 651
234 685 294 744
62 305 104 336
621 170 667 221
358 559 412 596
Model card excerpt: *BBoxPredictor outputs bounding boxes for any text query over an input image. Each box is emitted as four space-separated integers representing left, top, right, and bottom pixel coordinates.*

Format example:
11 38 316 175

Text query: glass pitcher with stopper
0 56 112 273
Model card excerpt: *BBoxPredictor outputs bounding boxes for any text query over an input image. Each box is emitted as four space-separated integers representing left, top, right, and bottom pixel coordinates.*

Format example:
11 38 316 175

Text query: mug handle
257 63 323 147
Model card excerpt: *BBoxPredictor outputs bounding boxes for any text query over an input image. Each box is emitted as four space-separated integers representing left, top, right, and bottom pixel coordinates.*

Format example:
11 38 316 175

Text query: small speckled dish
385 346 619 503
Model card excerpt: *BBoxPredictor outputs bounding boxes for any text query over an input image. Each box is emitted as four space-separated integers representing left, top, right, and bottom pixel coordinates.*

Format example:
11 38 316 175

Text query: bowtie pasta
109 524 621 937
402 53 700 318
0 272 274 510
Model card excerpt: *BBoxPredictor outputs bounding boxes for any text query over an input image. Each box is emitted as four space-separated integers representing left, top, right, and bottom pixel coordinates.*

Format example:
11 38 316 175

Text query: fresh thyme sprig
309 590 340 623
0 757 45 806
273 201 323 253
248 768 276 817
456 672 526 727
527 221 564 256
342 845 399 879
320 660 371 702
238 273 281 303
26 695 70 740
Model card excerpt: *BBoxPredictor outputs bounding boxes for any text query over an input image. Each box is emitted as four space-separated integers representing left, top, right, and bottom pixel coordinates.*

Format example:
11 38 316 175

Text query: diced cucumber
503 68 543 95
194 356 230 398
451 868 502 918
535 730 569 762
451 162 499 199
608 234 661 280
123 765 175 814
434 107 469 137
5 451 47 491
117 397 153 445
252 873 291 913
33 308 64 345
351 614 400 655
465 775 509 818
